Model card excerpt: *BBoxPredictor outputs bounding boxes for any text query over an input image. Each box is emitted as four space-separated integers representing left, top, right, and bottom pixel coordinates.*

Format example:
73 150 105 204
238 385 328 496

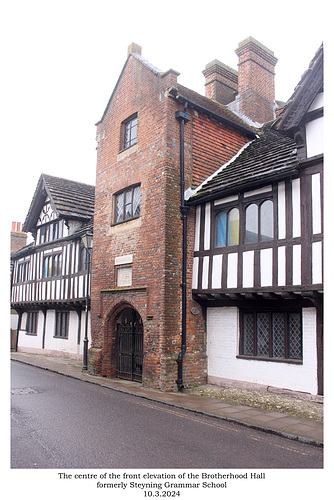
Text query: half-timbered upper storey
11 174 95 309
188 44 323 303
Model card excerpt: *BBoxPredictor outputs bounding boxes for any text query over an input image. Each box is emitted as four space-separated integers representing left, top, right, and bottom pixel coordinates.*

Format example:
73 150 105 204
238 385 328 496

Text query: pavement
11 351 323 447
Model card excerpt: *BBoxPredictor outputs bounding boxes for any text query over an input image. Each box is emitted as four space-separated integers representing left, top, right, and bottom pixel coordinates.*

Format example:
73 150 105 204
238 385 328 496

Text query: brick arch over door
102 301 144 380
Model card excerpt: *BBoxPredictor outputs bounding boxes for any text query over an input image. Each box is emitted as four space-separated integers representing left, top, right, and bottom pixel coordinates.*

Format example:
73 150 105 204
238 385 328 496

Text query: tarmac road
11 361 323 469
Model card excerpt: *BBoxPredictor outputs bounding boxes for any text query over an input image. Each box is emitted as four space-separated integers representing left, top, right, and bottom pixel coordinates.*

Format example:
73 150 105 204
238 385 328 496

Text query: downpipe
175 103 190 391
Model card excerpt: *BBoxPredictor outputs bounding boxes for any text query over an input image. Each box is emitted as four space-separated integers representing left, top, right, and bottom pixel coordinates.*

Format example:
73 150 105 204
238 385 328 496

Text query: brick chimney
128 42 142 56
203 60 238 105
11 221 27 254
235 37 278 123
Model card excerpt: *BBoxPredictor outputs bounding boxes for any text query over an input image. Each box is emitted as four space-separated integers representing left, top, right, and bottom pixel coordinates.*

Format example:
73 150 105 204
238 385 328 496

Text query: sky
1 0 328 232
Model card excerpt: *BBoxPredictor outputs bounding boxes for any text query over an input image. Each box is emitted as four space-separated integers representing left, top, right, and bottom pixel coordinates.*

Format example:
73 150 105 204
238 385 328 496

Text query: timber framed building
188 44 323 395
11 174 95 359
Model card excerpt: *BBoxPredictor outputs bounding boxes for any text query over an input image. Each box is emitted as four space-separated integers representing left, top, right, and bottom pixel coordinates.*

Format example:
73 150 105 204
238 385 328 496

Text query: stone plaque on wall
117 267 132 287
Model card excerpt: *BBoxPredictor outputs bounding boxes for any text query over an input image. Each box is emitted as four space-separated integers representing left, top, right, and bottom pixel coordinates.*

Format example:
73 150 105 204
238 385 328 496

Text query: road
11 361 323 469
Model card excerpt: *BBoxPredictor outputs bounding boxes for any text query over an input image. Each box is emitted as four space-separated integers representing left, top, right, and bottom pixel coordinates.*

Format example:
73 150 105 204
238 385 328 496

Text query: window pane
245 204 258 243
243 313 254 355
260 200 273 241
228 208 239 245
256 312 270 356
272 312 286 358
288 313 302 359
115 192 124 223
216 212 226 247
133 186 140 217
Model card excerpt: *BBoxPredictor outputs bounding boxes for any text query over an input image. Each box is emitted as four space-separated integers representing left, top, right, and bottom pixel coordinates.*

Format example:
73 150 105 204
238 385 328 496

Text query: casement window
114 184 141 224
26 311 38 335
55 311 69 339
215 198 273 247
245 200 273 243
122 114 137 150
39 221 63 244
17 261 29 282
78 246 87 271
43 253 62 278
240 310 302 361
216 208 239 246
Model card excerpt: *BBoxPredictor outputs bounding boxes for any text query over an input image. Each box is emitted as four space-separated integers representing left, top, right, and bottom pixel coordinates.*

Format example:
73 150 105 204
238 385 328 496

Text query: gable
23 174 95 234
274 44 323 132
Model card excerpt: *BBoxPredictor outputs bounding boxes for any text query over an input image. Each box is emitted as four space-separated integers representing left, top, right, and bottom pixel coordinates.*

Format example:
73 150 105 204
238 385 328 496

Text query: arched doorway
115 308 143 382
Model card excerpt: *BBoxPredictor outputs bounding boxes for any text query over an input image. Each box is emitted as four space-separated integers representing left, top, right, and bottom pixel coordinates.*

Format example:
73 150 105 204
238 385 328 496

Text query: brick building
89 38 279 390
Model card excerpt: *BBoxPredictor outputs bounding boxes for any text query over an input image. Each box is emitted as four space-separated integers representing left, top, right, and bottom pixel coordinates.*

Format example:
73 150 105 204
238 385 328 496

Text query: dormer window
122 114 137 150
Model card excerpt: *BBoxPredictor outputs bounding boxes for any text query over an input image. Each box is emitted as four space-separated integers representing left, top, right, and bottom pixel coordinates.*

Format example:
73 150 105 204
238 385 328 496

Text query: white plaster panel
277 246 286 286
293 244 302 285
292 178 301 238
312 173 322 234
260 248 273 287
204 203 211 250
192 257 199 289
312 241 322 284
277 181 286 239
194 206 201 252
306 117 323 158
227 253 238 288
202 256 209 289
242 251 254 288
212 254 223 289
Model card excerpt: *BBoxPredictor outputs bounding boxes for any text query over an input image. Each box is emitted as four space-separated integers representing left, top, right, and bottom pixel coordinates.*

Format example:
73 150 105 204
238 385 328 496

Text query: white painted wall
206 307 318 394
17 309 91 358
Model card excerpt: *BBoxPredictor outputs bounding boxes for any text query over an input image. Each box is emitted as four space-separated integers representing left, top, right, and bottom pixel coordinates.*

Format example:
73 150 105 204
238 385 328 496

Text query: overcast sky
1 0 328 230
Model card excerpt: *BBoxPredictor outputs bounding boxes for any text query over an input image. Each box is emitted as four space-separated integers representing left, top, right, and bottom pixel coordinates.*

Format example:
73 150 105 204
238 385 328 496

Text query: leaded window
122 114 137 150
240 310 302 361
114 185 141 224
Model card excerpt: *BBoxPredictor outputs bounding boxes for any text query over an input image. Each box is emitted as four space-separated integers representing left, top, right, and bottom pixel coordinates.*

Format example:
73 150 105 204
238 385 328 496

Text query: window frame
245 198 274 244
121 114 138 151
42 252 63 278
113 184 141 225
54 311 69 339
239 309 303 363
26 311 38 335
215 207 240 247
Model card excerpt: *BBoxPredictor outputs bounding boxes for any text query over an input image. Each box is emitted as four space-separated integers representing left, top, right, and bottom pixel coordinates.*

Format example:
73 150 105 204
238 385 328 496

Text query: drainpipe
175 103 190 391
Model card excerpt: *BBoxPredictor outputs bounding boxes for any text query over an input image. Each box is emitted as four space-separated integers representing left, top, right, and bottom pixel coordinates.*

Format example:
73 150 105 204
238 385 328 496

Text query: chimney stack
11 221 27 254
235 37 278 123
203 60 238 105
128 42 142 57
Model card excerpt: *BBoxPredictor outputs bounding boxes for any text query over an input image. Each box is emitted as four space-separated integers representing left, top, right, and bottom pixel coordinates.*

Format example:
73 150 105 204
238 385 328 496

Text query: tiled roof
188 128 299 203
42 174 95 220
23 174 95 233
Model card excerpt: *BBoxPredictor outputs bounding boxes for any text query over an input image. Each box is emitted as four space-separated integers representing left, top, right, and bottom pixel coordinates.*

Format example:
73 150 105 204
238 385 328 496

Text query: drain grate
11 387 39 395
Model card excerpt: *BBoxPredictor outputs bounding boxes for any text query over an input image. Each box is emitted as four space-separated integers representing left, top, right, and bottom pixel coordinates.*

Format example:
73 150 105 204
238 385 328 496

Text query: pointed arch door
115 308 143 382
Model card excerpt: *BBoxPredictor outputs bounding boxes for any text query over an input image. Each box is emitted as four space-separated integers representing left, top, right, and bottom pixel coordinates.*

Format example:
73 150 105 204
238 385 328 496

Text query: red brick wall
90 53 251 390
